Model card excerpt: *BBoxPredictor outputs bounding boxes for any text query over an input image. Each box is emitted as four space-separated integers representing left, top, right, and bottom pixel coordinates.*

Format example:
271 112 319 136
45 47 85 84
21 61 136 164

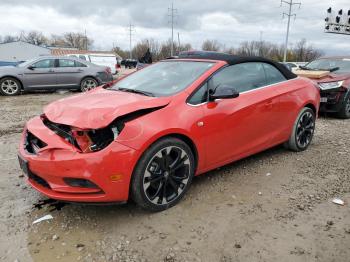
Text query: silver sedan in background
0 56 113 96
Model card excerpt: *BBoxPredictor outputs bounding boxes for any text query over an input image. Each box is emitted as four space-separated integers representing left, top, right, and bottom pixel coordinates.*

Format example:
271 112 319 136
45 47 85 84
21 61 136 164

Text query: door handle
77 69 84 72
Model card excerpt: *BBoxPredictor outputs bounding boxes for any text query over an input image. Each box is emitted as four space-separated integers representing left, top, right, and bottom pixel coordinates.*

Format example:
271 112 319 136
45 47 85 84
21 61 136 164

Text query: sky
0 0 349 55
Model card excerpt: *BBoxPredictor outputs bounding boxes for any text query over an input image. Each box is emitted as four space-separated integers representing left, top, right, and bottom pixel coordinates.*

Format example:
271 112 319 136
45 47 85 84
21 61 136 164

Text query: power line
168 2 178 57
127 22 135 59
281 0 301 62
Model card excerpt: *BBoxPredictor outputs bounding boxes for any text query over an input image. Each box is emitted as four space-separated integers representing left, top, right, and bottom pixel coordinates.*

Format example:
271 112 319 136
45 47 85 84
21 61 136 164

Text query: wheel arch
0 75 24 90
160 133 199 170
304 102 317 115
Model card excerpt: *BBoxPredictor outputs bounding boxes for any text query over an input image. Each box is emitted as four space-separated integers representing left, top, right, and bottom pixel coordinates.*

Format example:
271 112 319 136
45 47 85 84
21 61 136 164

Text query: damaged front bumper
18 116 139 203
319 89 347 113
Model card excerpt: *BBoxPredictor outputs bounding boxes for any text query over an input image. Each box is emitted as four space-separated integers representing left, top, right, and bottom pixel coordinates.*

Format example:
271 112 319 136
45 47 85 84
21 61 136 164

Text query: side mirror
27 65 35 70
209 85 239 101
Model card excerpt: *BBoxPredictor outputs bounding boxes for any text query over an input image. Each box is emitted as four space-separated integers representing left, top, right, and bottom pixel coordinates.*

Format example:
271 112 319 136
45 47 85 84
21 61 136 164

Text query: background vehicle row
0 56 113 95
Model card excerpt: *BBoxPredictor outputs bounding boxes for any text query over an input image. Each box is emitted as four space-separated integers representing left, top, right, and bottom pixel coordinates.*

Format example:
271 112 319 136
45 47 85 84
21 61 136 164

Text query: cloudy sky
0 0 349 55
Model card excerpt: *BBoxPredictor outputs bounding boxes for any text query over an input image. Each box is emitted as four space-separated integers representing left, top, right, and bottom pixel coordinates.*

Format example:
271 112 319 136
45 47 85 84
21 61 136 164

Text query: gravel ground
0 90 349 262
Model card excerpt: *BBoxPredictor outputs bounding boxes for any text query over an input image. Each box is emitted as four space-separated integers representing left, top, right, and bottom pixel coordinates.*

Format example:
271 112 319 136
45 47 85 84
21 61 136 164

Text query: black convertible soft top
178 51 297 80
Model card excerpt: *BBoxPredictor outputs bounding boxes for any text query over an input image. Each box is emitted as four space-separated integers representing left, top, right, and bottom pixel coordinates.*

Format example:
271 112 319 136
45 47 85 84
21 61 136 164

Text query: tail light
115 64 121 69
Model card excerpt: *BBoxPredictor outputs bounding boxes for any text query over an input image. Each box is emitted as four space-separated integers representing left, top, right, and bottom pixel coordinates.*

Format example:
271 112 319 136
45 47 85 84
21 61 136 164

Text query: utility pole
281 0 301 62
127 23 135 59
177 32 181 52
168 2 177 57
84 29 87 50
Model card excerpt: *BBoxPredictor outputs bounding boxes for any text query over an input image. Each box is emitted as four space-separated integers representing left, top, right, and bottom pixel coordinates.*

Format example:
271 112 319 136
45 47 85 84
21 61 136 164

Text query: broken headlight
72 121 124 153
318 81 344 90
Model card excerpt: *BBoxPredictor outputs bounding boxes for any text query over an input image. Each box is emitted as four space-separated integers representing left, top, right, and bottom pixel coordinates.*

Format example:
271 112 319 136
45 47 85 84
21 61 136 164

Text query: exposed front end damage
19 115 140 202
18 105 170 203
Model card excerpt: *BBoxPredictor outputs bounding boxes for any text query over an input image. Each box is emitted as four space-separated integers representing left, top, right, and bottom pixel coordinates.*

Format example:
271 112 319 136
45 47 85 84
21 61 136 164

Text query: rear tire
336 93 350 119
0 77 21 96
131 137 195 212
80 77 98 92
285 107 315 152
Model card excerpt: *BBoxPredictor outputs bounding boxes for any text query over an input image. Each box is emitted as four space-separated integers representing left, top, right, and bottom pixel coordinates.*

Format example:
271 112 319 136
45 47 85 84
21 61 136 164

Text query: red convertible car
18 52 320 211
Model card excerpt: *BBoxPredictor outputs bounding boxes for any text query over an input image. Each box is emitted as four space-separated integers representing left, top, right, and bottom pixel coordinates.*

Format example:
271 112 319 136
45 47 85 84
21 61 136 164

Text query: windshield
110 61 214 97
305 59 350 74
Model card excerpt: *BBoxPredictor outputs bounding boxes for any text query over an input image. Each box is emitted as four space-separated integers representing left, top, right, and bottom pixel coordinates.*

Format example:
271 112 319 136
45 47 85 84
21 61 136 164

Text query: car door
261 62 291 142
189 62 279 168
54 59 87 88
23 59 57 89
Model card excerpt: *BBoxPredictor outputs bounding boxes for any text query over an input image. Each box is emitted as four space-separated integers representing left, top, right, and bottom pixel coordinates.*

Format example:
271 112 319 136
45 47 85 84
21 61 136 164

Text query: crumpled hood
44 87 170 129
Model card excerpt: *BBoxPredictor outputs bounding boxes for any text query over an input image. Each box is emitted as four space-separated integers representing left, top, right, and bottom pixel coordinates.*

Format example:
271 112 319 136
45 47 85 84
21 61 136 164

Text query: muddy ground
0 90 349 262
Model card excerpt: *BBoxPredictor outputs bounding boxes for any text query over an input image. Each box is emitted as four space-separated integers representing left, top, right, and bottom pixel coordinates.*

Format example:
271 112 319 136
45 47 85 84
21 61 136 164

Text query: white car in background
67 53 119 75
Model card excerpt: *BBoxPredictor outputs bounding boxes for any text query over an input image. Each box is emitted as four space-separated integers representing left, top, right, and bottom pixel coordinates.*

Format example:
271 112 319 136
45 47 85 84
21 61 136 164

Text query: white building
0 41 50 62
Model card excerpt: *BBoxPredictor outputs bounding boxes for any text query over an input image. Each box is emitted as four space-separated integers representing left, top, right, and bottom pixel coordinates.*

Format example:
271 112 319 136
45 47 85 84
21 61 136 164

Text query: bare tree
49 34 67 47
63 32 93 50
178 43 192 53
2 35 19 43
22 31 48 46
293 39 324 62
202 39 221 51
132 38 161 61
112 46 128 59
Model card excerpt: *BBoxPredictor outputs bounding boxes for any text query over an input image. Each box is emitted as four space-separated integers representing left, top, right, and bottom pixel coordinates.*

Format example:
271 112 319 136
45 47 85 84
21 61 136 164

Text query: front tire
336 93 350 119
285 107 315 152
131 137 195 212
0 77 21 96
80 77 98 92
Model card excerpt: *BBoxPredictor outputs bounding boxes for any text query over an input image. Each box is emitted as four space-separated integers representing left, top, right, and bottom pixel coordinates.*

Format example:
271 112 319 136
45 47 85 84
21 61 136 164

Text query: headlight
318 81 344 90
71 122 124 153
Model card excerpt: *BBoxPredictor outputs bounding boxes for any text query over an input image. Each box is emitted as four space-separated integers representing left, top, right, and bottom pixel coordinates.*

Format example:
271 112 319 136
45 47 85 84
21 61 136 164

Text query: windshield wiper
299 66 313 70
116 87 154 97
299 66 339 72
329 67 339 72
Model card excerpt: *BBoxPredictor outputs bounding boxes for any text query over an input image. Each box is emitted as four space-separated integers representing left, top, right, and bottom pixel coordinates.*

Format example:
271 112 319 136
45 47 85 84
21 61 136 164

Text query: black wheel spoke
161 180 168 204
171 155 188 171
146 174 163 183
168 177 180 192
161 149 170 170
149 181 164 201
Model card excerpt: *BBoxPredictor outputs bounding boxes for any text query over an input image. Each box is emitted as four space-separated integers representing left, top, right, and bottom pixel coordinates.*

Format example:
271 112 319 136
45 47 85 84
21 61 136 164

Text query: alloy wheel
1 79 19 95
143 146 191 205
296 111 315 148
81 79 97 92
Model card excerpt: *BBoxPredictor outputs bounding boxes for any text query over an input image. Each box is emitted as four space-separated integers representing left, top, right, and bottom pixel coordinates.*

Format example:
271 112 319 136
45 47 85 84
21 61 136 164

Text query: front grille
320 91 341 105
24 131 47 154
28 171 51 189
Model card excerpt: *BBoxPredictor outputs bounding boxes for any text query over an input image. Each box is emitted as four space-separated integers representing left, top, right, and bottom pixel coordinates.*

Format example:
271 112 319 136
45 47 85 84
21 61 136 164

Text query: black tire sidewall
337 93 350 119
0 77 21 96
131 137 195 212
